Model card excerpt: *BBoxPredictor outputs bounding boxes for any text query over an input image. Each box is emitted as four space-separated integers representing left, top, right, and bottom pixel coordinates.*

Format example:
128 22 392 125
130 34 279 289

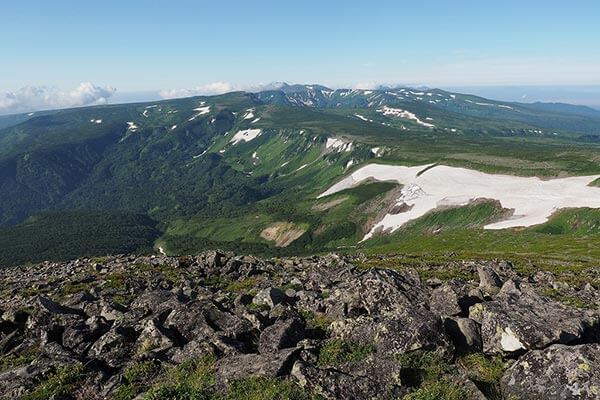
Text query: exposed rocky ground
1 251 600 399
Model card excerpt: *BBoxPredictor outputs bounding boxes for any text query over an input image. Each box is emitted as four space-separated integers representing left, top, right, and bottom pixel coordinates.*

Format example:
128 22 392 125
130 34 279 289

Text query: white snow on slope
189 106 211 121
243 109 255 120
126 122 138 131
229 129 262 145
376 106 435 128
354 114 373 122
326 138 353 152
90 119 102 124
193 150 208 159
170 125 177 131
319 163 600 241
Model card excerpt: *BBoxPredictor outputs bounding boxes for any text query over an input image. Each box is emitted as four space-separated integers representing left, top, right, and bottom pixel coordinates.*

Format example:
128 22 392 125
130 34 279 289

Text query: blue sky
1 0 599 111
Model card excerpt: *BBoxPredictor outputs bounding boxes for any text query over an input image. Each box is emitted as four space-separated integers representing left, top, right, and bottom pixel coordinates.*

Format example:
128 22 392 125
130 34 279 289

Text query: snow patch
376 106 435 128
90 119 102 124
193 150 208 159
326 138 353 152
126 122 138 132
229 129 262 145
354 114 373 123
189 105 211 121
319 163 600 241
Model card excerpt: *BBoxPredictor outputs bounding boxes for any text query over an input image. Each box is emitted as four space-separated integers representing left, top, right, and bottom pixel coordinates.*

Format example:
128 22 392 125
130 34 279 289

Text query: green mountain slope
0 85 600 265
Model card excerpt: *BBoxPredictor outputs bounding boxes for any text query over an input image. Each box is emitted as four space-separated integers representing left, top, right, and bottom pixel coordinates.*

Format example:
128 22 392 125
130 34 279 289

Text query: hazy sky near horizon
1 0 599 112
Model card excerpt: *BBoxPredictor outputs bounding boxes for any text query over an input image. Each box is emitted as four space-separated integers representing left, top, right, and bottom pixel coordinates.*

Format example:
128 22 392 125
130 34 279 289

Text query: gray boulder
469 279 599 354
216 348 299 385
253 288 289 308
501 343 600 399
258 317 305 354
444 317 482 353
477 265 503 295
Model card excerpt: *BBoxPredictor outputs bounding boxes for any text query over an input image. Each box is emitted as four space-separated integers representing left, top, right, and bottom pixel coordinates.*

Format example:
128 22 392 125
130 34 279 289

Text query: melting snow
377 106 435 128
354 114 373 123
370 147 383 157
170 125 177 131
90 119 102 124
193 150 208 159
319 163 600 241
189 106 211 121
326 138 353 152
126 122 138 131
229 129 262 145
251 117 261 124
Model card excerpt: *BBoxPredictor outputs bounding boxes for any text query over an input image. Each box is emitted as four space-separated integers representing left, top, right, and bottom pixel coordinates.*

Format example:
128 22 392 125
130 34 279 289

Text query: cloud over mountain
0 82 116 115
159 82 287 99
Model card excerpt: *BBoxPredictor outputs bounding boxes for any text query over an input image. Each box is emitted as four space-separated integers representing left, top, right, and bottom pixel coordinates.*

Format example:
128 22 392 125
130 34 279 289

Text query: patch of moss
226 278 258 293
458 353 505 400
316 339 375 367
0 344 39 372
542 287 592 309
23 363 86 400
113 361 162 400
402 377 469 400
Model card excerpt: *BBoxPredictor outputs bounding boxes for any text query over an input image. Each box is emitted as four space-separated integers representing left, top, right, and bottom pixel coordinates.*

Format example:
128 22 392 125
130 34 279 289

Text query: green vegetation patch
23 363 87 400
317 339 376 367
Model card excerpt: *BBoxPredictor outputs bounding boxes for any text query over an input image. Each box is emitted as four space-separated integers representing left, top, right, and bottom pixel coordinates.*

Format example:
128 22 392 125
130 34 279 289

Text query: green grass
142 356 320 400
316 339 376 367
458 353 505 400
400 350 470 400
23 363 86 400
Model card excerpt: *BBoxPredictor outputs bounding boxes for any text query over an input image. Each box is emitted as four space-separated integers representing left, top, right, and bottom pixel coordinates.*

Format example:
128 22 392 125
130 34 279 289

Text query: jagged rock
171 339 215 363
258 317 305 354
37 296 85 316
135 318 177 355
216 348 299 385
2 252 600 399
470 279 600 354
253 288 289 308
477 265 503 295
291 360 407 399
89 326 137 368
330 312 452 357
430 283 462 316
444 317 482 353
501 344 600 399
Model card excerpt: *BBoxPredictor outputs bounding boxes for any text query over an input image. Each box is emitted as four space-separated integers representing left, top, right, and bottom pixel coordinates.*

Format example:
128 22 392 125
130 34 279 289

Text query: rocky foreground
1 252 600 399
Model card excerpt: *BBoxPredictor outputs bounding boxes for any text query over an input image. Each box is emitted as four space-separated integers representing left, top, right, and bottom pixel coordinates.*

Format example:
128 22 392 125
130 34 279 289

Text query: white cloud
0 82 116 115
159 81 287 99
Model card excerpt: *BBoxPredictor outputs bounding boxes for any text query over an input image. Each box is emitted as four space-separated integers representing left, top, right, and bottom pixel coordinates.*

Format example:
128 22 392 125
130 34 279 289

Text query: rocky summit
1 252 600 399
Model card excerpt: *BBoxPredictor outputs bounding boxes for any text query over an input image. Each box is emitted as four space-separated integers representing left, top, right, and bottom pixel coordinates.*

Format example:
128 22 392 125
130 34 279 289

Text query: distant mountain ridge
1 84 600 265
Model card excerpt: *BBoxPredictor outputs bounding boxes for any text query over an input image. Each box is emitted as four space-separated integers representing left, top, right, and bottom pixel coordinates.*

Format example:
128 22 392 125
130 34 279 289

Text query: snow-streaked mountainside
1 84 600 265
319 163 600 240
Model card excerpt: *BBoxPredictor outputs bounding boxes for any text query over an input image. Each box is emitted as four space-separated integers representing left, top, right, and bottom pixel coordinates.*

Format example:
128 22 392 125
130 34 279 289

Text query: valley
1 84 600 266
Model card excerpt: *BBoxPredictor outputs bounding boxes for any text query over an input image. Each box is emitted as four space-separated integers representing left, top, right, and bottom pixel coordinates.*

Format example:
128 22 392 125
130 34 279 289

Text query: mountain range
1 84 600 266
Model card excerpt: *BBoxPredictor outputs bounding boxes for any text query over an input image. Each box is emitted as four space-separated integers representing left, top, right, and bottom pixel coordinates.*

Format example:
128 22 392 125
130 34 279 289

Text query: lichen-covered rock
501 344 600 399
258 317 305 354
1 252 599 399
216 348 299 385
444 317 482 353
469 279 599 354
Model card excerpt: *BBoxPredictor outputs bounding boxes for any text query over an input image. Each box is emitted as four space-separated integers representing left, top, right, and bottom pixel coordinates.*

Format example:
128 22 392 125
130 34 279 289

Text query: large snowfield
319 164 600 241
